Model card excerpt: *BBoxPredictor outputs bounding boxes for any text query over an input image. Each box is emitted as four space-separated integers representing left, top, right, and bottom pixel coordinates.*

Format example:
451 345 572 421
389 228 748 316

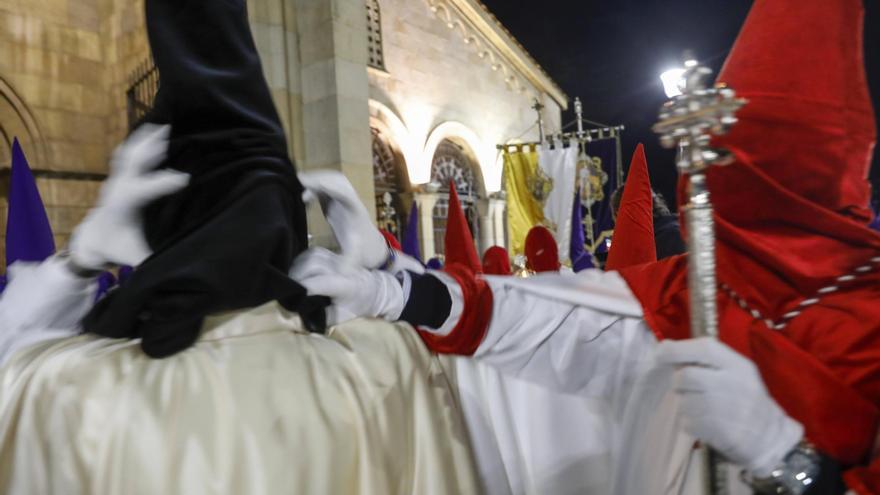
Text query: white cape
0 302 480 495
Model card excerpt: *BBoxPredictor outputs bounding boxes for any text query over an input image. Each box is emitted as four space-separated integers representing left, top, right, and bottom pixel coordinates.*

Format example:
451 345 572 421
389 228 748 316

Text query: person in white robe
0 128 481 495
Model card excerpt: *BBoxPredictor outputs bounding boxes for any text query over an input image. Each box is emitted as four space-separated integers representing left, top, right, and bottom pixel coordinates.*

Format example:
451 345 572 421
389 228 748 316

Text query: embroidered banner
503 148 544 256
579 138 620 254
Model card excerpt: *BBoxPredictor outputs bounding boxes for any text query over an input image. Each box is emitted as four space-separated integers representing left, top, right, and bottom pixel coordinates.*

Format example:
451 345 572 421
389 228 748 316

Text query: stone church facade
0 0 566 266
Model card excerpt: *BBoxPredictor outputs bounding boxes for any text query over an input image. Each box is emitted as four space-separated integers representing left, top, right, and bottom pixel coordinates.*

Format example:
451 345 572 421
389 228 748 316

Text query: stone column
476 198 492 255
413 192 439 260
249 0 305 165
488 194 507 249
294 0 373 249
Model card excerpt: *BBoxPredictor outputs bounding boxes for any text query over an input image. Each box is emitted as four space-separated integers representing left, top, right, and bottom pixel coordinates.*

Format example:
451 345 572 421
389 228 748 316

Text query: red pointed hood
606 144 657 271
482 246 512 276
617 0 880 469
713 0 875 222
666 0 880 313
379 229 402 251
525 226 560 273
444 181 481 273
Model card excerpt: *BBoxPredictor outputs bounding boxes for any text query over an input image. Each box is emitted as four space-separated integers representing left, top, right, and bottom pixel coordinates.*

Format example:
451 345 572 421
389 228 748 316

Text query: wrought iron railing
126 57 159 131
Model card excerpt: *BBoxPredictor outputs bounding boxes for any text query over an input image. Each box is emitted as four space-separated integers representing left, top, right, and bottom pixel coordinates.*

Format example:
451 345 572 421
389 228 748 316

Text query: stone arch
422 121 492 194
0 77 46 170
370 124 410 237
428 135 486 257
429 138 484 198
369 99 420 182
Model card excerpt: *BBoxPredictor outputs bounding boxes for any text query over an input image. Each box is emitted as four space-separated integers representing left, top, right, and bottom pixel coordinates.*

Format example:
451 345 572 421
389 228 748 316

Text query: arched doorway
371 126 409 238
430 139 483 256
0 78 45 169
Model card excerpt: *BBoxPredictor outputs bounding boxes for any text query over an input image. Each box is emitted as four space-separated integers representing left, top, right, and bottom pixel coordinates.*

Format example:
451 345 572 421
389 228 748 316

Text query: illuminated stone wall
0 0 564 265
0 0 150 267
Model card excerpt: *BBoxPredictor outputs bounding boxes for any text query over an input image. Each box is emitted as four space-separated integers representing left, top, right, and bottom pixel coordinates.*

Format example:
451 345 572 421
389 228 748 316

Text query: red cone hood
713 0 875 222
525 226 560 273
444 181 481 273
482 246 511 275
379 229 402 251
618 1 880 466
606 144 657 271
667 0 880 310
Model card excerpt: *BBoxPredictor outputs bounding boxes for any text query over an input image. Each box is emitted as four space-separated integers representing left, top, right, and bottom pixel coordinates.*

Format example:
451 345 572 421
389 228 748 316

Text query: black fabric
399 272 453 330
749 451 847 495
82 0 325 357
790 451 846 495
653 215 687 260
141 0 286 142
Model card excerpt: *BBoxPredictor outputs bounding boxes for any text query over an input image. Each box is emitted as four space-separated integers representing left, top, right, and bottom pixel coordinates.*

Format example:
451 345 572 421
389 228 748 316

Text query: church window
372 127 405 236
366 0 386 70
430 140 482 256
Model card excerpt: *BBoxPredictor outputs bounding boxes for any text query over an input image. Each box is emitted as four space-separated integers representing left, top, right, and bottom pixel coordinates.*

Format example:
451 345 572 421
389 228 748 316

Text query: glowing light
660 68 687 98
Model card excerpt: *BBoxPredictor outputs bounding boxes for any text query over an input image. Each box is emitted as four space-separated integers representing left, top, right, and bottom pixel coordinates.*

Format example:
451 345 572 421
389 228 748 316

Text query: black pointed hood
83 0 324 357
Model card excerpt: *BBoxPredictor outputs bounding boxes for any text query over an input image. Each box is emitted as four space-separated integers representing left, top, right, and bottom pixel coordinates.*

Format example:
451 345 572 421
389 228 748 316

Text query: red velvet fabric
619 0 880 489
444 182 482 273
482 246 512 276
379 229 402 252
605 144 657 271
849 466 880 495
714 0 875 223
620 259 880 489
417 262 492 356
525 226 560 273
417 183 493 355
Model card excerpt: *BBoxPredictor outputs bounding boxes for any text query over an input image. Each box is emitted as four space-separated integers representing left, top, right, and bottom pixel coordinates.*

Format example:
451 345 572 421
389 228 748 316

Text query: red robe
619 148 880 492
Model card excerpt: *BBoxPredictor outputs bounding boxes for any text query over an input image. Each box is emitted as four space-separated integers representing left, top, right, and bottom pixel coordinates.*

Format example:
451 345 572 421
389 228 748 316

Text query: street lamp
660 68 687 98
660 53 699 98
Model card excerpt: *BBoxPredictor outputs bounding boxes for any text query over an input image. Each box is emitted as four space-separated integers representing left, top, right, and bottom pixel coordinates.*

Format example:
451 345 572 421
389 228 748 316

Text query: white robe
438 269 754 495
0 260 481 495
0 260 754 495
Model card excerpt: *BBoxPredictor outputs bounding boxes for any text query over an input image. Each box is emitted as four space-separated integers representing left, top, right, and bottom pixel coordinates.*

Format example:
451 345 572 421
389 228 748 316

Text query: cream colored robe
0 302 480 495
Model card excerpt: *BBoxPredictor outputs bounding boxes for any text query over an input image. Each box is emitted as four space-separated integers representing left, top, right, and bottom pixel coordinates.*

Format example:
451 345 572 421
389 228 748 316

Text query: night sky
481 0 880 212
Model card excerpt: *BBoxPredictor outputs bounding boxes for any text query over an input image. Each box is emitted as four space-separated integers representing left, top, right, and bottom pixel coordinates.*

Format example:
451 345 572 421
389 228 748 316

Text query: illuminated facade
0 0 566 263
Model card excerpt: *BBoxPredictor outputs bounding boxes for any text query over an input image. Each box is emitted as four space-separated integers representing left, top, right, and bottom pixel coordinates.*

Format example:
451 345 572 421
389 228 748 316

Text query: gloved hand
289 248 404 326
0 258 96 365
656 337 804 477
298 170 389 269
68 124 189 270
387 250 427 275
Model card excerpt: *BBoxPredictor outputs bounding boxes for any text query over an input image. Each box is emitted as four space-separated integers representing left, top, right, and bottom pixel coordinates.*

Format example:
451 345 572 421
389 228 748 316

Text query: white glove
289 248 404 326
387 250 426 275
0 258 95 366
655 337 804 477
298 170 388 269
69 124 189 270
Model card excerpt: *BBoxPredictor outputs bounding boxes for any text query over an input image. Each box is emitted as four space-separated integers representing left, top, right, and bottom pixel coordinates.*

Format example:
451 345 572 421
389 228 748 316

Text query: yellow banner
503 150 545 256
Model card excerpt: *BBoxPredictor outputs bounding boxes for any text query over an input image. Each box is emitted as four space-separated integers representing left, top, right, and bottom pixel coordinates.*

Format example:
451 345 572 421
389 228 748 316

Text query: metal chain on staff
653 54 747 495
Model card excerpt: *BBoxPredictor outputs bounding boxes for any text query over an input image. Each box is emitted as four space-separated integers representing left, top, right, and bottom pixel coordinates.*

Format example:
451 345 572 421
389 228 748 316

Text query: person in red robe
291 0 880 492
482 246 512 276
524 226 561 273
605 144 658 271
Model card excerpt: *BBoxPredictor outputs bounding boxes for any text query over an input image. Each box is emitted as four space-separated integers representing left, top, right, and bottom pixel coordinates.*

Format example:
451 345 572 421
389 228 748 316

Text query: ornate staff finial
654 60 745 175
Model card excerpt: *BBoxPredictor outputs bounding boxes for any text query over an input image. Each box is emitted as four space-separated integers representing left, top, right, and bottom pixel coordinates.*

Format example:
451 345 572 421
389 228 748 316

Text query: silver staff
653 56 746 494
653 58 745 338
